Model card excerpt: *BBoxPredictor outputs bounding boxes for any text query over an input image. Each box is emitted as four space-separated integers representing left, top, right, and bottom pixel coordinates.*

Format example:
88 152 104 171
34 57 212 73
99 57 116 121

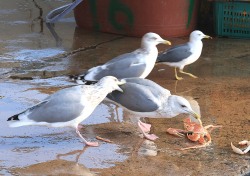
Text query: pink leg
138 121 158 141
138 120 151 133
76 129 99 147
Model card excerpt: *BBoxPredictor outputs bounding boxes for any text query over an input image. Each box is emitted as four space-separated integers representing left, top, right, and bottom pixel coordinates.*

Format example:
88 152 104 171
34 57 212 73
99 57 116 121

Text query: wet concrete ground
0 1 250 176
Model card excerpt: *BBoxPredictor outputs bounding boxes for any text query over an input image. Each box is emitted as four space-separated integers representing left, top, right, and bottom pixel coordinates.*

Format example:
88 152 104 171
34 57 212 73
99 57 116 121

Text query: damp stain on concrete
0 1 250 176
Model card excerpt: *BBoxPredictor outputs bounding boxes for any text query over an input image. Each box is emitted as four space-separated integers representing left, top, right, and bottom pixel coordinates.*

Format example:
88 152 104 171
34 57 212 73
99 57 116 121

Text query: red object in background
74 0 199 37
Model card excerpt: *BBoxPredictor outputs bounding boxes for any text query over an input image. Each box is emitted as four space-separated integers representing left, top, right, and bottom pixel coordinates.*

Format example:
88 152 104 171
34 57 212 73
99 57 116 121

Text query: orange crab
167 117 222 150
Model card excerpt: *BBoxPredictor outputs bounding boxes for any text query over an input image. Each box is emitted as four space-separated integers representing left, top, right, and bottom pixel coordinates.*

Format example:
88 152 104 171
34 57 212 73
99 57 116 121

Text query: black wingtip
68 74 99 85
68 75 81 81
68 75 88 83
7 114 19 121
156 54 164 63
85 80 98 85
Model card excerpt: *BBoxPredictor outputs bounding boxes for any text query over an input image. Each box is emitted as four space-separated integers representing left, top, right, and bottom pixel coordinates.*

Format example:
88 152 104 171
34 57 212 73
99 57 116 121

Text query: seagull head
189 30 212 42
168 95 200 120
98 76 126 93
141 32 171 48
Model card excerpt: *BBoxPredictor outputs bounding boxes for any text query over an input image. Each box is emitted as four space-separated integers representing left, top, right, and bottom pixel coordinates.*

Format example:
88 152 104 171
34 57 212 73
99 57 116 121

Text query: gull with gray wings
106 78 200 140
72 32 171 83
157 30 211 80
7 76 125 147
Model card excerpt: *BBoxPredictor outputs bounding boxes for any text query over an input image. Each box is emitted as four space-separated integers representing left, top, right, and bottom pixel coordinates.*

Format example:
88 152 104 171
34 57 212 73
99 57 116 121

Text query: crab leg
179 142 211 150
179 133 212 150
204 125 222 131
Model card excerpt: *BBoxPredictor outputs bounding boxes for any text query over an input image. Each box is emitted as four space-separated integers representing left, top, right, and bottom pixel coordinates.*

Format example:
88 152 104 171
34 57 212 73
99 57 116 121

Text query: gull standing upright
7 76 125 147
106 78 200 141
156 30 211 80
72 32 171 83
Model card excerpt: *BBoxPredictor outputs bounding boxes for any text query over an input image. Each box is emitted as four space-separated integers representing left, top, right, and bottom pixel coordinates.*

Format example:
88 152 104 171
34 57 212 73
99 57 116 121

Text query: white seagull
156 30 211 80
7 76 125 147
72 32 171 83
106 78 200 141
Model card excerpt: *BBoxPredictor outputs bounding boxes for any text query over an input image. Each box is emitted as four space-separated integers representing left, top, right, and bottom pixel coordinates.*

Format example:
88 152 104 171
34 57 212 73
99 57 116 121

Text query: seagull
7 76 125 147
106 78 200 141
156 30 211 80
71 32 171 83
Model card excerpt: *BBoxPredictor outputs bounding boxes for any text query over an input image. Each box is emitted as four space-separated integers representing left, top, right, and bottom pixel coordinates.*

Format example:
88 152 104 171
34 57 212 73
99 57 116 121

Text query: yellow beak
189 111 202 125
204 35 212 39
162 40 171 45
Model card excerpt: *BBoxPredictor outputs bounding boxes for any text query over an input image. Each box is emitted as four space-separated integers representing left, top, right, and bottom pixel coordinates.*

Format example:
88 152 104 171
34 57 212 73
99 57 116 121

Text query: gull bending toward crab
231 140 250 155
167 117 222 150
106 78 200 141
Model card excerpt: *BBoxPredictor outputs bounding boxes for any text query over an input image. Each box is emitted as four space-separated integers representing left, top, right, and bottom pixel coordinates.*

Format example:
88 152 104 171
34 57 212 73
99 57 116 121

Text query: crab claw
166 128 185 138
231 142 250 155
238 140 249 146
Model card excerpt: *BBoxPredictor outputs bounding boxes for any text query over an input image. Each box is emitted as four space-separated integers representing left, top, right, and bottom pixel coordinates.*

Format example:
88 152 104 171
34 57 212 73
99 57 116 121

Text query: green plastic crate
214 1 250 38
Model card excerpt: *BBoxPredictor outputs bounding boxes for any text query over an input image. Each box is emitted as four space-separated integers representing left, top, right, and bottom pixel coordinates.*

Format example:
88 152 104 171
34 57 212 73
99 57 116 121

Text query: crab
231 140 250 155
167 117 222 150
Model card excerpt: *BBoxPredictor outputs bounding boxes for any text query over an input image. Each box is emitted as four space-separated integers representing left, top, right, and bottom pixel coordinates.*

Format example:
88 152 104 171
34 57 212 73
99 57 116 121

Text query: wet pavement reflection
0 1 250 176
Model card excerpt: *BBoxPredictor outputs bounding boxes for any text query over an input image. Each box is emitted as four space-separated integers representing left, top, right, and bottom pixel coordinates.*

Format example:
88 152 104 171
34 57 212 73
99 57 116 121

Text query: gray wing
157 43 192 63
27 86 84 123
107 82 161 112
122 78 171 98
84 52 146 80
105 52 138 64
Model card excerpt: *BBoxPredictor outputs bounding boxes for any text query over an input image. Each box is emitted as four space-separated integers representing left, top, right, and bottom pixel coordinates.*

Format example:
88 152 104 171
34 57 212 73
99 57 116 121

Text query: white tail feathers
8 121 35 128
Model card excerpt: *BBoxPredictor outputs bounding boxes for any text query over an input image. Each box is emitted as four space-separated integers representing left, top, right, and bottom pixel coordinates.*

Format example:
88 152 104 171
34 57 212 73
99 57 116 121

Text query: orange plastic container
74 0 199 37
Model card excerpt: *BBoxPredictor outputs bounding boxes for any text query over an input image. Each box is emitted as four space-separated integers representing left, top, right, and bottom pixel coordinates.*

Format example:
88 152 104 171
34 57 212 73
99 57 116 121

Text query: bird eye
181 105 186 108
151 37 157 40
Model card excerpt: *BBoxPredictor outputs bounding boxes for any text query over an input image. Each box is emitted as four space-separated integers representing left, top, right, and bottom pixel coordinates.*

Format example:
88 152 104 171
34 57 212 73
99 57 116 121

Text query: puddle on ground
4 48 65 61
0 79 131 176
2 135 128 175
0 1 250 176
